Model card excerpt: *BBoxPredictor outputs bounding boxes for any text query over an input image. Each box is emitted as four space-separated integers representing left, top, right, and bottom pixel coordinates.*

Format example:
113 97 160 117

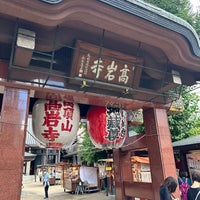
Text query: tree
168 88 200 141
143 0 200 35
189 117 200 135
77 122 107 166
144 0 200 142
193 13 200 35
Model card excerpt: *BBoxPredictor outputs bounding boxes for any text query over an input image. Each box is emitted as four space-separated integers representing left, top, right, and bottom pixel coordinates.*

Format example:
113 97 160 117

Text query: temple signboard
70 40 143 89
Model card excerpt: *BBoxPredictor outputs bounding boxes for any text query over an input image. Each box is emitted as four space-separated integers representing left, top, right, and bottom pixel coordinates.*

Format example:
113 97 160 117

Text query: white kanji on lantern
87 106 127 149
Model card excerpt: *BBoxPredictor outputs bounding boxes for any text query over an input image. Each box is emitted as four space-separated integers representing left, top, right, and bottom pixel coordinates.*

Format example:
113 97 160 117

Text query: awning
24 152 36 161
98 158 113 163
173 135 200 147
131 156 149 164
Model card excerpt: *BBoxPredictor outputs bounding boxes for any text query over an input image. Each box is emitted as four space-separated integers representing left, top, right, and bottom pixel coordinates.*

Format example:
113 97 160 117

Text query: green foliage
168 88 200 141
128 124 145 135
193 13 200 35
77 122 107 166
189 117 200 136
143 0 200 35
144 0 200 142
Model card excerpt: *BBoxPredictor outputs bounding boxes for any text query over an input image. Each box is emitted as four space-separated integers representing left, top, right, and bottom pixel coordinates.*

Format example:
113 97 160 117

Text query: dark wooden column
113 149 132 200
0 87 29 200
144 108 179 199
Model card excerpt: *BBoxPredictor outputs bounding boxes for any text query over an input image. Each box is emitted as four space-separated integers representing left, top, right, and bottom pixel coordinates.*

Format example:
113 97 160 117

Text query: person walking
160 176 178 200
187 170 200 200
43 169 50 199
38 169 42 182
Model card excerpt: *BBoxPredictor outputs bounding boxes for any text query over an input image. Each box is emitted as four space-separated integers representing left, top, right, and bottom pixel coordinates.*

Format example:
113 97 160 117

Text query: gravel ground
21 182 115 200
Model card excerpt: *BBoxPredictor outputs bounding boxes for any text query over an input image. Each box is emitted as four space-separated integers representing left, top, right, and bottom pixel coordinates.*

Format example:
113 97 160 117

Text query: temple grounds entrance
1 1 200 199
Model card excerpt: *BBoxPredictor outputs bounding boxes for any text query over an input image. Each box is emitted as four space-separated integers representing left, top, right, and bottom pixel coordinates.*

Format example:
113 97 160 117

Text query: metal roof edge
98 0 200 57
24 152 37 157
39 0 63 4
172 135 200 147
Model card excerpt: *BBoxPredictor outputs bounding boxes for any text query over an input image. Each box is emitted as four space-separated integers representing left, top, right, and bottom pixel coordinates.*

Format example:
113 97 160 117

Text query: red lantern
32 99 80 149
87 106 127 149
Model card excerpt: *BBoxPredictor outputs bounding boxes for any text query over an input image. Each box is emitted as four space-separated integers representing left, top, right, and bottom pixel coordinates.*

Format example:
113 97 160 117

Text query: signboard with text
70 40 143 89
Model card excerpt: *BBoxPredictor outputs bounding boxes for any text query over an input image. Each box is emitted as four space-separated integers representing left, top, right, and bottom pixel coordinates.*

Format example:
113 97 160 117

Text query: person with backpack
187 170 200 200
178 171 192 200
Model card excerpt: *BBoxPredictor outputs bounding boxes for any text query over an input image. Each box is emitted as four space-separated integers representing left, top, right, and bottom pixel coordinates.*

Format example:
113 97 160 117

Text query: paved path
21 182 115 200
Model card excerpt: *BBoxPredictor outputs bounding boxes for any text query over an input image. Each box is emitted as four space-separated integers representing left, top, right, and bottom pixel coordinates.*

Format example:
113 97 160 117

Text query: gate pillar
114 108 179 200
0 87 29 200
113 149 132 200
144 108 179 199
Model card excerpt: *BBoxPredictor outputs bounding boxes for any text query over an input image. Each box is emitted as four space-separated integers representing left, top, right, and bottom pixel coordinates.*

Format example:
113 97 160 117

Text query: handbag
195 191 200 200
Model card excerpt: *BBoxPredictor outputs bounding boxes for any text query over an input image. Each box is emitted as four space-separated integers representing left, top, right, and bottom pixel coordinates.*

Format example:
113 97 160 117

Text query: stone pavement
21 181 115 200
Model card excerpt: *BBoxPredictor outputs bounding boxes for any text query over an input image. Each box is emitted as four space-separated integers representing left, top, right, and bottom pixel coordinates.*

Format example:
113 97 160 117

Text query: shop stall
131 156 151 183
186 150 200 180
59 163 100 193
173 135 200 180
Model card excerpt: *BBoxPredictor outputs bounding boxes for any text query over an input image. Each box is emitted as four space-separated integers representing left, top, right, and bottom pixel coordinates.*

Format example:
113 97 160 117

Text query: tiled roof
173 135 200 147
99 0 200 57
26 117 45 148
24 152 36 157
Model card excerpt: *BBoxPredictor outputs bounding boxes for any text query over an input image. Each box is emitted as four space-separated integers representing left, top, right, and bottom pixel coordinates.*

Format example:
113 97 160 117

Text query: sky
190 0 199 12
190 0 197 6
